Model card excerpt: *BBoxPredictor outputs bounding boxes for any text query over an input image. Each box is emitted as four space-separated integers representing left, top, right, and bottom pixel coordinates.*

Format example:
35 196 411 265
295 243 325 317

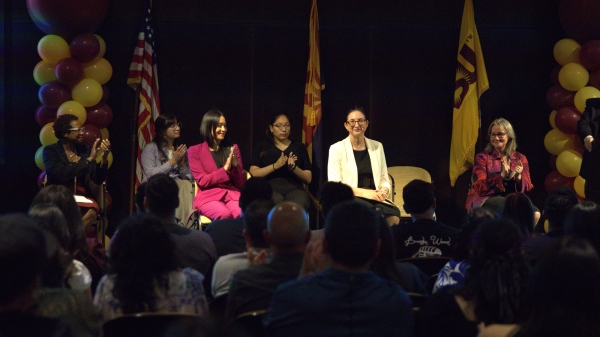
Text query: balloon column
544 0 600 207
28 0 114 186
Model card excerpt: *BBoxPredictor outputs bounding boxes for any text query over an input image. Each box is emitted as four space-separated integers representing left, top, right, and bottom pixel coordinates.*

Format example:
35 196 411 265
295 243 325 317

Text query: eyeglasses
489 132 507 138
272 124 291 130
346 119 367 126
169 122 182 129
68 127 86 134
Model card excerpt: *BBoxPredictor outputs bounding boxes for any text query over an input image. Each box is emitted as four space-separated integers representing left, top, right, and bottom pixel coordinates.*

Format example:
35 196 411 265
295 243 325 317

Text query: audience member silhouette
564 201 600 253
499 192 536 239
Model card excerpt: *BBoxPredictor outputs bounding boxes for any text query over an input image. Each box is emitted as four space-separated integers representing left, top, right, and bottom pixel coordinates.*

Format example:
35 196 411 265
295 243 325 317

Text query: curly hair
53 114 79 140
108 213 178 314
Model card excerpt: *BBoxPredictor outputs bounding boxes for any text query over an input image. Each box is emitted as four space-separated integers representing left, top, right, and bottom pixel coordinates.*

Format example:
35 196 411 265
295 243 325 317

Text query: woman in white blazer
328 108 400 225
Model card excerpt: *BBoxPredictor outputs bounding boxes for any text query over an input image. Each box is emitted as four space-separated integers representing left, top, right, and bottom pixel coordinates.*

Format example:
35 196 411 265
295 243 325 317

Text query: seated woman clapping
93 213 208 323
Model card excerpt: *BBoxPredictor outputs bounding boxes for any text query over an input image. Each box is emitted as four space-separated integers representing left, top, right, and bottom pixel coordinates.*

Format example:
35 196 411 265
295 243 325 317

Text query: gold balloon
100 128 109 141
553 38 581 66
558 63 589 91
39 122 58 146
574 175 586 198
57 100 87 124
556 149 582 178
71 78 102 107
549 110 557 129
95 149 113 168
35 146 45 170
575 86 600 112
33 61 57 85
37 35 71 64
543 219 549 233
544 129 575 155
83 58 113 85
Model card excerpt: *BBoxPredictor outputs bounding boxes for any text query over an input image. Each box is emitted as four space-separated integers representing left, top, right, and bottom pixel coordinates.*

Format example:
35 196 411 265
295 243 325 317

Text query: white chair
387 166 433 218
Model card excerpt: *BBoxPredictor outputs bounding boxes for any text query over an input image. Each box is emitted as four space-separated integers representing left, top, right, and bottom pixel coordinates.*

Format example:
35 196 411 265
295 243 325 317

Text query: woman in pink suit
188 110 246 220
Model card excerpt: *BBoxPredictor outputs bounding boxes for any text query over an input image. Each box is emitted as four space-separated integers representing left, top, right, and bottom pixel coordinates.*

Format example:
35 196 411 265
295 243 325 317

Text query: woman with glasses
188 110 246 220
43 113 111 229
328 108 400 226
466 118 534 213
249 114 312 210
141 113 193 222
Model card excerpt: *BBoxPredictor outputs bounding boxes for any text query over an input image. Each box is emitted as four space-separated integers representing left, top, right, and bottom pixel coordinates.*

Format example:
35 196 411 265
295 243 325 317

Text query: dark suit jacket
578 98 600 184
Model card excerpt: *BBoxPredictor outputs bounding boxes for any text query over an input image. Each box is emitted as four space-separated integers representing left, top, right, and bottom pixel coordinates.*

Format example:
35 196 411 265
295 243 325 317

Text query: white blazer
328 136 391 192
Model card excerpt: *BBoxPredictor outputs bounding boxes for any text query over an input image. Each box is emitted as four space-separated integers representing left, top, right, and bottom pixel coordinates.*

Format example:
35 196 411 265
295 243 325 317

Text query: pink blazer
188 141 245 209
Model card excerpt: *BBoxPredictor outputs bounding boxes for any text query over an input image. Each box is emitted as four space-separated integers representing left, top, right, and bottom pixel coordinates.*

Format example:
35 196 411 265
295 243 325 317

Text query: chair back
233 310 267 337
102 312 203 337
387 166 432 218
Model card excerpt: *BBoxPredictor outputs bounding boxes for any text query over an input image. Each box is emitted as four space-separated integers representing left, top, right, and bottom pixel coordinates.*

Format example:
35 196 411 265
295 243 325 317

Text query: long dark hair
456 218 529 325
199 109 230 167
499 192 535 238
453 207 495 262
260 113 287 158
153 113 184 165
108 213 178 314
515 236 600 337
31 185 88 261
370 216 407 287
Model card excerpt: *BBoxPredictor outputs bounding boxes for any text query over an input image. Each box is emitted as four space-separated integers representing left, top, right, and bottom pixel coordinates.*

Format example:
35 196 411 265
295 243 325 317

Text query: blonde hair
485 118 517 155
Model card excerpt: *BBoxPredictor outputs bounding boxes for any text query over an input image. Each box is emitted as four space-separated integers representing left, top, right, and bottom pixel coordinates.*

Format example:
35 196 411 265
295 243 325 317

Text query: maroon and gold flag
302 0 324 169
449 0 489 186
128 0 161 187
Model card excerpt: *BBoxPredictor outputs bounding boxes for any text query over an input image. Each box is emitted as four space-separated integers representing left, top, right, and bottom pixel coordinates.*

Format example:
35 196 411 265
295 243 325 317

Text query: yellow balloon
100 128 110 140
544 129 575 155
558 63 589 91
71 78 102 107
35 146 46 170
549 110 557 129
575 86 600 112
37 35 71 64
95 149 114 168
39 122 58 146
543 219 549 233
556 149 582 178
83 58 113 85
574 175 586 198
33 61 57 85
57 100 87 124
554 38 581 66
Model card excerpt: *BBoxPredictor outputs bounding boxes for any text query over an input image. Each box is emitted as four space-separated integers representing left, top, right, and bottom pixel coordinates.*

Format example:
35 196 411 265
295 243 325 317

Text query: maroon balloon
559 0 600 44
549 155 558 171
545 170 574 192
589 69 600 90
54 58 83 87
38 81 71 109
546 85 576 110
574 135 586 155
579 40 600 71
37 170 47 189
100 84 110 104
26 0 109 40
35 105 57 127
555 106 581 135
70 33 100 63
85 103 113 129
550 65 561 86
81 123 102 148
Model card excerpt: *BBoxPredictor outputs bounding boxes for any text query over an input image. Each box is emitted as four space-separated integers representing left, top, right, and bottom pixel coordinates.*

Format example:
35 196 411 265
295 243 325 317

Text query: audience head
31 185 86 259
324 201 380 268
453 207 495 261
460 218 528 325
52 114 79 140
499 192 535 238
243 199 275 249
517 236 600 336
134 182 147 213
544 186 579 232
266 201 310 253
403 179 435 215
108 213 178 313
319 181 354 218
370 215 406 286
145 174 179 219
239 177 273 210
0 214 48 307
485 118 517 155
565 201 600 253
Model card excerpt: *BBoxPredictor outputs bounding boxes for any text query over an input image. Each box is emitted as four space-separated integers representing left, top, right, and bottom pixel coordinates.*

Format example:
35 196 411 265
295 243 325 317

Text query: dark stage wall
1 0 564 231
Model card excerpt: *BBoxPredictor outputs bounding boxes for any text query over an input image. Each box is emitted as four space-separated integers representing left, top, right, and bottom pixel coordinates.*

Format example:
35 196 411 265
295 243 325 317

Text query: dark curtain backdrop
1 0 563 232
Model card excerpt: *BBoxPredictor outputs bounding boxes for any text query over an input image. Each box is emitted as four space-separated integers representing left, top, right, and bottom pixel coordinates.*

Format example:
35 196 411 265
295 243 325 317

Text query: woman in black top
249 114 312 210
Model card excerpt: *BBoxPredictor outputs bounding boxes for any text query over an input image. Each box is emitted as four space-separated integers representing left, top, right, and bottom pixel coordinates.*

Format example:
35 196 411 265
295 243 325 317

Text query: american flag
128 0 160 187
